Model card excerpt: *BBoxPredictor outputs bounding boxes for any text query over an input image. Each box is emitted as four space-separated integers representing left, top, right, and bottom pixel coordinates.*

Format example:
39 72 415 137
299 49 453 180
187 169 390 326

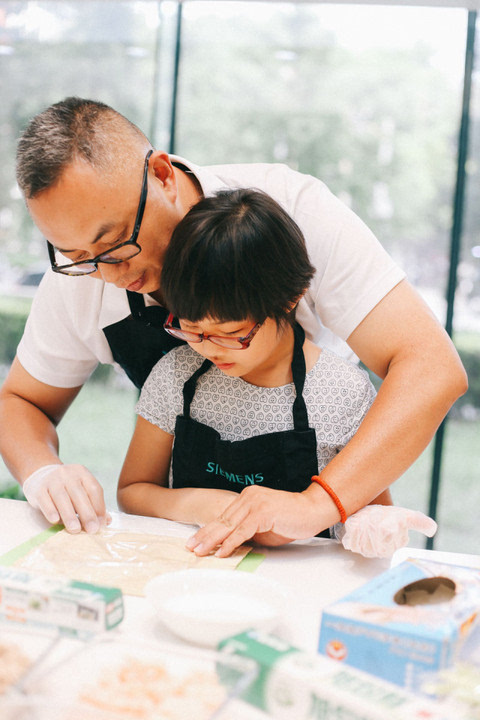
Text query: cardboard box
0 566 124 637
318 558 480 689
218 629 467 720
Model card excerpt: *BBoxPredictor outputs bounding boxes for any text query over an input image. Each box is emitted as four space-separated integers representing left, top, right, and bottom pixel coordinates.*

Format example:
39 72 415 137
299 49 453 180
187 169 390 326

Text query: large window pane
0 1 168 274
177 3 466 310
0 1 165 503
436 17 480 552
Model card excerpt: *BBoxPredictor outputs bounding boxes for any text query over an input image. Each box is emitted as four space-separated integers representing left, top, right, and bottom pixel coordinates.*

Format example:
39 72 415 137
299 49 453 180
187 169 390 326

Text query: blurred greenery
177 7 462 271
2 2 478 286
0 294 31 366
54 379 138 509
393 419 480 553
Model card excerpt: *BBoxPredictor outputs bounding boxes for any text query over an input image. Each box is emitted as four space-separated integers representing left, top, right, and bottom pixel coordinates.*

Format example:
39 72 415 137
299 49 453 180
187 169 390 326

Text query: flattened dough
14 530 251 596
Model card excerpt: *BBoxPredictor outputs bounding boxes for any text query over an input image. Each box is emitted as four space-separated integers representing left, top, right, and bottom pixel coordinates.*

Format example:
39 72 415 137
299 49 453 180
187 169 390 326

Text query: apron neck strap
182 358 213 415
127 291 171 329
291 323 310 432
127 290 147 319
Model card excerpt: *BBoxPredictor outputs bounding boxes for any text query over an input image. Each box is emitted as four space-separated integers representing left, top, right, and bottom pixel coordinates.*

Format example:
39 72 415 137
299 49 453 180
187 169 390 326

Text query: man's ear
150 151 178 199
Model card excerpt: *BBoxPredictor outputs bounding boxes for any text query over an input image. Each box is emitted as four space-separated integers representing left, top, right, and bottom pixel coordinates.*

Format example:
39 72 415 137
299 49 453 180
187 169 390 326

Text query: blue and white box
318 558 480 689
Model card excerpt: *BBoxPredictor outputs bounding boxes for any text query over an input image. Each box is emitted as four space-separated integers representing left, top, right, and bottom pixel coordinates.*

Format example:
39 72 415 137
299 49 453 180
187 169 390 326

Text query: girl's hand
185 485 325 558
192 488 239 526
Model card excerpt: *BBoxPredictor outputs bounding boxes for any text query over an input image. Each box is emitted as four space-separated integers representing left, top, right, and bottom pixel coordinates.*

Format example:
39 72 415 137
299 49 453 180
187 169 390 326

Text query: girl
118 189 436 557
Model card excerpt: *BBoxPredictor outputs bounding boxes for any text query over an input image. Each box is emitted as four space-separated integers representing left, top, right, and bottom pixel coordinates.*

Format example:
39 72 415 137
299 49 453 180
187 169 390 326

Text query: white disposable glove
22 463 110 534
334 505 438 558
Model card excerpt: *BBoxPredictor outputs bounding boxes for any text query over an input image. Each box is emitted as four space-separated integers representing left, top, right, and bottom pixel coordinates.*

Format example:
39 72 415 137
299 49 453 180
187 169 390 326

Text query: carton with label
0 566 124 637
318 558 480 689
217 629 469 720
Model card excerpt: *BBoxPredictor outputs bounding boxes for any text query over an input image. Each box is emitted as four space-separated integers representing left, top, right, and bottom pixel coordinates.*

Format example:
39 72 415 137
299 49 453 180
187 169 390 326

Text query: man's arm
0 357 108 532
322 279 467 512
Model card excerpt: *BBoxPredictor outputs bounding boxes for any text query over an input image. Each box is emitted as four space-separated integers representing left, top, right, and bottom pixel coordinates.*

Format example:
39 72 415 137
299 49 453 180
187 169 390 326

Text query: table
3 498 480 653
3 497 480 720
0 497 393 653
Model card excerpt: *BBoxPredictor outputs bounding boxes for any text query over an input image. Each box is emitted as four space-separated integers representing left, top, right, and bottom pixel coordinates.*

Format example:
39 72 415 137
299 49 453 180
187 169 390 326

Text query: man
0 97 467 537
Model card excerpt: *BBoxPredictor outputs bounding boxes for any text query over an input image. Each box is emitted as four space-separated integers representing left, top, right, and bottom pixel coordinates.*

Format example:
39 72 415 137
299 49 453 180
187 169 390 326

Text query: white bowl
145 569 289 647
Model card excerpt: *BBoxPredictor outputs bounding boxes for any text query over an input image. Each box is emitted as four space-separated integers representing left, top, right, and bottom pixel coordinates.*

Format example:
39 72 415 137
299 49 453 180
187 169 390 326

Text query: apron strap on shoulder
292 323 311 432
182 359 213 416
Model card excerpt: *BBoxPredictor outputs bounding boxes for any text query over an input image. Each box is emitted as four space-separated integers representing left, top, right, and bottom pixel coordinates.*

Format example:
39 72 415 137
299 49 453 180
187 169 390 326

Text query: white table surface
2 498 479 655
0 497 395 653
4 496 480 720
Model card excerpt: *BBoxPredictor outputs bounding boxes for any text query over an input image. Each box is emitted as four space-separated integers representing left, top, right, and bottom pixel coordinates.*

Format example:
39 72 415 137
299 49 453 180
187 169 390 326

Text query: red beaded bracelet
311 475 348 524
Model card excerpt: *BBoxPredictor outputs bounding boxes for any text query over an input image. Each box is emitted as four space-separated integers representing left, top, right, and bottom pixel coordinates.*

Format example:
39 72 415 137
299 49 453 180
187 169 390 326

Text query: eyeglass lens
52 244 141 275
165 326 253 349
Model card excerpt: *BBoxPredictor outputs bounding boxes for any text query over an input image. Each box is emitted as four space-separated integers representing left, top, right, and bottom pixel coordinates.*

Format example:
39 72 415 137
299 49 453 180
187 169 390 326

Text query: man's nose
97 262 126 283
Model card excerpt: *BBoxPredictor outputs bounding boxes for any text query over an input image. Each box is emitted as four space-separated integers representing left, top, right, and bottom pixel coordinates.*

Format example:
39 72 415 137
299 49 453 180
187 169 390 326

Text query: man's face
27 151 184 295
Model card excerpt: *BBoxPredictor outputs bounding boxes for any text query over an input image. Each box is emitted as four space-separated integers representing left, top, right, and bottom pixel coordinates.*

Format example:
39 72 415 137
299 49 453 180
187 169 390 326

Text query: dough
14 529 251 597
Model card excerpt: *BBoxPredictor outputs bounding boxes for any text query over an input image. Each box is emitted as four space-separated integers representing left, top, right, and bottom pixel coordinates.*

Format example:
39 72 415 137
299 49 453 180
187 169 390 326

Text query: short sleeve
263 163 406 341
16 271 105 387
135 347 204 435
135 353 179 435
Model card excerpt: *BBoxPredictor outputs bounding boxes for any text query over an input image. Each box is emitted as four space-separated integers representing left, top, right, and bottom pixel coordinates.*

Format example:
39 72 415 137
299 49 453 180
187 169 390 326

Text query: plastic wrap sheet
13 529 252 596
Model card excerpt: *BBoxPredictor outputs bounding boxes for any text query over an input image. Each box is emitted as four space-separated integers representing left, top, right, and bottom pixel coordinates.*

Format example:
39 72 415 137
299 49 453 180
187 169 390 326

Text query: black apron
172 323 323 498
103 291 185 389
101 160 199 388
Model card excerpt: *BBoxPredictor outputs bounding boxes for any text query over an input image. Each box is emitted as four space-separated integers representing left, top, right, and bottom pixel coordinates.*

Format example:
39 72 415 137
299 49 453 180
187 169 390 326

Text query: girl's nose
196 339 224 361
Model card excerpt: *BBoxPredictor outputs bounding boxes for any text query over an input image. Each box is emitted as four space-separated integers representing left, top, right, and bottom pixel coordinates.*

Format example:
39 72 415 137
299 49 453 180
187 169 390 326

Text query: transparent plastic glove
22 463 110 534
333 505 438 558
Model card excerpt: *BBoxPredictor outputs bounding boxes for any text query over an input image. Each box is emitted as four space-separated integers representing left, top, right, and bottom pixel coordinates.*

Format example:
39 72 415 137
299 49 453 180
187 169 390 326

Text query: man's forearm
0 365 108 532
0 393 61 483
317 349 467 516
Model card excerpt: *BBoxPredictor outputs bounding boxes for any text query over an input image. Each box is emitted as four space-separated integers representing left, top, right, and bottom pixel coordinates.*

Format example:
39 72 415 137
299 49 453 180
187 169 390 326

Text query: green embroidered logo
205 462 264 485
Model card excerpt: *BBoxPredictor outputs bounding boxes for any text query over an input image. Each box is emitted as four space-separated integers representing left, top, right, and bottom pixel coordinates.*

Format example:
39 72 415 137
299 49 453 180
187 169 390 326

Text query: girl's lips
126 273 145 292
214 362 235 371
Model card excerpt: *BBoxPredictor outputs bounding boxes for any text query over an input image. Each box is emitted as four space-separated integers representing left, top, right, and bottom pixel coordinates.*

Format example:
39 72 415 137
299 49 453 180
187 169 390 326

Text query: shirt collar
169 154 226 198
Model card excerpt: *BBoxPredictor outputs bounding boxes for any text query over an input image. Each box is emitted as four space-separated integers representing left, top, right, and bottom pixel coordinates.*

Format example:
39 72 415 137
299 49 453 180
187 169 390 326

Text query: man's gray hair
16 97 148 198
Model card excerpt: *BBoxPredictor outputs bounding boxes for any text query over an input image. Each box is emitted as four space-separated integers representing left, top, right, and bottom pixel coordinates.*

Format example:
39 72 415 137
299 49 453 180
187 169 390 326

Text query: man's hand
22 464 110 533
185 485 323 558
336 504 437 558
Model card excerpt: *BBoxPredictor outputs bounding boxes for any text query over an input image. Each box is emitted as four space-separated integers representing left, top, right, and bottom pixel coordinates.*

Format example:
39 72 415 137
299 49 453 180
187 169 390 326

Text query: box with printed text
0 566 124 637
318 558 480 689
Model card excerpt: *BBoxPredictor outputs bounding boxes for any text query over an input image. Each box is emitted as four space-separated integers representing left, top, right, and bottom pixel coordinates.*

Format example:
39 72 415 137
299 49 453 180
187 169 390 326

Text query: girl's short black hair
161 188 315 325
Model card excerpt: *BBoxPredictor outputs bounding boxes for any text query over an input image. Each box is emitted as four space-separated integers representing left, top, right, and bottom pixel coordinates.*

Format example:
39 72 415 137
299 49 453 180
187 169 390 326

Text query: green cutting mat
0 524 265 572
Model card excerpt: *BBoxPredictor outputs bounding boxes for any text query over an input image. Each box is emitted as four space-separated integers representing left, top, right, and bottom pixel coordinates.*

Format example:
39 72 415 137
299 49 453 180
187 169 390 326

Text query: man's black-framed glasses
164 313 262 350
47 149 153 276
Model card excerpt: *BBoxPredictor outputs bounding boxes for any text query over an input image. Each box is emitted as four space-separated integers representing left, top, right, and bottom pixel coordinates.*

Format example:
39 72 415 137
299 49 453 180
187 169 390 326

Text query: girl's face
179 316 294 385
